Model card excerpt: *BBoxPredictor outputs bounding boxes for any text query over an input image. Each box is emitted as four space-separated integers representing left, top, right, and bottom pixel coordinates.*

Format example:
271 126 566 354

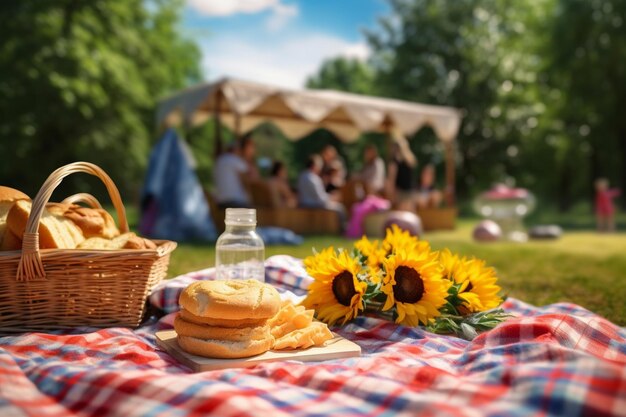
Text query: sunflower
381 246 449 326
439 249 502 314
354 236 386 282
302 247 367 326
382 224 429 256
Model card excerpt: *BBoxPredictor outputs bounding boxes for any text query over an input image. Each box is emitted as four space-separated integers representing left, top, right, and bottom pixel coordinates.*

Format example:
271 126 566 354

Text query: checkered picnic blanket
1 255 625 417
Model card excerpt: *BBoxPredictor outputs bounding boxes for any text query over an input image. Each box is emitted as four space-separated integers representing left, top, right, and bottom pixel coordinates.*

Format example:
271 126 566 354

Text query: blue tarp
139 129 216 241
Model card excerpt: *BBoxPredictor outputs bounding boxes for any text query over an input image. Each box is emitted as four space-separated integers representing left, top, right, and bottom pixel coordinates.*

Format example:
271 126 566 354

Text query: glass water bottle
215 208 265 281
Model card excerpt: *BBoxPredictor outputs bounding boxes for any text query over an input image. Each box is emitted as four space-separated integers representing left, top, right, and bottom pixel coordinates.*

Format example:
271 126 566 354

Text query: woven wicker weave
0 162 176 334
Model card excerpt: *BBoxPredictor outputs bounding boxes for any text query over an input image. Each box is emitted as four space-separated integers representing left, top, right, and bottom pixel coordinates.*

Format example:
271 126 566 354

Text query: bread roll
0 186 30 250
77 232 156 250
174 315 271 342
46 203 119 239
178 335 273 359
5 200 84 249
179 308 267 328
179 280 280 320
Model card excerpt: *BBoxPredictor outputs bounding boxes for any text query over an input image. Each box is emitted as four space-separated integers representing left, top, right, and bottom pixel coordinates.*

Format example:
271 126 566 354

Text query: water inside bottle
215 244 265 281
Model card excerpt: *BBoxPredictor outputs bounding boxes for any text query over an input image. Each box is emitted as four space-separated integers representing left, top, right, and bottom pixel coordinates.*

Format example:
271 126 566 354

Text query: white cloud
200 33 371 88
265 3 298 31
187 0 279 16
188 0 298 32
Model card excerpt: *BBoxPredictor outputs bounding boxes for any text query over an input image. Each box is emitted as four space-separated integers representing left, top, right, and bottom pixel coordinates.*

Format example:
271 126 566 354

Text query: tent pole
444 140 456 206
213 91 223 158
383 119 393 164
234 112 242 141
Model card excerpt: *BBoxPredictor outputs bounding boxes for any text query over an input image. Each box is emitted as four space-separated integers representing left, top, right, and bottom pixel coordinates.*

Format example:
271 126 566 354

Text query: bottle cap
224 208 257 226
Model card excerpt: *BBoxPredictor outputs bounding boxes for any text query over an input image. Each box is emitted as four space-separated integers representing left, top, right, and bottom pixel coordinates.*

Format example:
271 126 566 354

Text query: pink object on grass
345 195 391 238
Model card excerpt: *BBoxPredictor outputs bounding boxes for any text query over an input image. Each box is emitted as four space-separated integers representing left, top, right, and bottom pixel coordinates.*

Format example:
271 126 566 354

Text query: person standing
213 134 257 209
594 178 620 232
386 132 418 210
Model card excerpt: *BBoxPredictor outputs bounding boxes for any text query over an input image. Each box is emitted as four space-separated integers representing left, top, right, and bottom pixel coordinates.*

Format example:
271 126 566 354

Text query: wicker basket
0 162 177 334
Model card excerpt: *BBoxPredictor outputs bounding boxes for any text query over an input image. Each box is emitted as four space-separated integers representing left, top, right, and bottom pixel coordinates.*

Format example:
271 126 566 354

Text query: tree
306 57 376 95
547 0 626 208
0 0 201 200
365 0 549 200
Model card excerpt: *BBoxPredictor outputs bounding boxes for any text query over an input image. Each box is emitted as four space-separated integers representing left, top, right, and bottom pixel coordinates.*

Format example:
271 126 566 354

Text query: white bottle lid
224 208 257 226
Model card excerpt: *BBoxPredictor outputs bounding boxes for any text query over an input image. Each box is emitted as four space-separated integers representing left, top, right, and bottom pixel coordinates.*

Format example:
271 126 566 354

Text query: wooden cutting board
155 330 361 372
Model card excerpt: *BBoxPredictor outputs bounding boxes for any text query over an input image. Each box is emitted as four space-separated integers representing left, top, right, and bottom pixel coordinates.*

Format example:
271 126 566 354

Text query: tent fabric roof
157 78 462 142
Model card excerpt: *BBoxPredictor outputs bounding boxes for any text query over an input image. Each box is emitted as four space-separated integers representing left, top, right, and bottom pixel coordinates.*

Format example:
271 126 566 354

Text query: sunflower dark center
393 266 424 303
332 271 357 306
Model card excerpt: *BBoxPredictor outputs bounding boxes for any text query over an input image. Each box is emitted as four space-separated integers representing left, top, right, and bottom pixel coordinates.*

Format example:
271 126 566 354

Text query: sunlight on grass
167 220 626 325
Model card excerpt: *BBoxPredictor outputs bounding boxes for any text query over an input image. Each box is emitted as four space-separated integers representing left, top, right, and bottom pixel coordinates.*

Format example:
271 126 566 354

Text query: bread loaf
5 200 84 249
46 203 119 239
0 186 30 250
77 233 156 250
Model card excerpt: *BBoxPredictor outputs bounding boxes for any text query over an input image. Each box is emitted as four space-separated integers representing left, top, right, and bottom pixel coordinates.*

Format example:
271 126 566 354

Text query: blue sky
182 0 389 87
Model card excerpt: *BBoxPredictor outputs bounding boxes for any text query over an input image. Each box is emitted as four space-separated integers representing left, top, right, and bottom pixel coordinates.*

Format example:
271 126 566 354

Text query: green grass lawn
166 221 626 326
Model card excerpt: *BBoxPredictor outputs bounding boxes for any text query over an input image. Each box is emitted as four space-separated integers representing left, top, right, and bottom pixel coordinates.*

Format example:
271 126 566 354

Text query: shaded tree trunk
617 126 626 210
558 161 573 212
589 144 599 207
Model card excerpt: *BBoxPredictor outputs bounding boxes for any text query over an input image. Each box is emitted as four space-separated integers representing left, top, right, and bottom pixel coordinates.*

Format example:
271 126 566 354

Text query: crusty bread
178 335 273 359
46 203 119 239
179 308 267 328
77 232 157 250
0 186 30 249
5 200 84 249
0 229 22 251
174 315 271 342
0 186 30 204
179 280 281 320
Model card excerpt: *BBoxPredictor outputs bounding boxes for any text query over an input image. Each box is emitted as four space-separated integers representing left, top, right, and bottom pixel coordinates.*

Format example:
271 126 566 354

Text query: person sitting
213 135 257 209
416 163 443 209
357 144 385 195
322 159 344 196
297 154 347 226
267 160 297 209
320 144 346 192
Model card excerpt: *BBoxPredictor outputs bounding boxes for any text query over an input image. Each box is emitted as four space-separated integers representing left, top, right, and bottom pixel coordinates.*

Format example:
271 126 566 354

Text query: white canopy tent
156 77 462 202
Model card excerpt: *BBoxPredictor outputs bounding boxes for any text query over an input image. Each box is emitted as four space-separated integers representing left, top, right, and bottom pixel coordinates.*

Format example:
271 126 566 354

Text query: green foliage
545 0 626 208
366 0 542 199
306 56 376 95
305 0 625 210
0 0 200 200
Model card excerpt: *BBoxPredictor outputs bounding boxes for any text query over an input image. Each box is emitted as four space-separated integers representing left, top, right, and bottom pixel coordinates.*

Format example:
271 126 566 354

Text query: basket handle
62 192 104 209
17 162 129 281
